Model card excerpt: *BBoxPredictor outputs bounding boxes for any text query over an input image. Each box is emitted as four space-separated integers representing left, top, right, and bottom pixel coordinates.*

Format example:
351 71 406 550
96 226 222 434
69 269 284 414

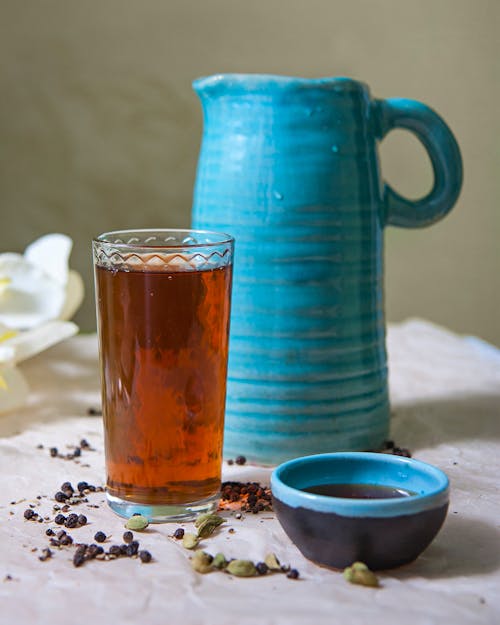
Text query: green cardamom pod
182 532 200 550
212 552 228 570
191 550 214 574
226 559 257 577
197 517 225 538
124 515 149 531
343 562 379 587
264 552 281 571
194 513 225 529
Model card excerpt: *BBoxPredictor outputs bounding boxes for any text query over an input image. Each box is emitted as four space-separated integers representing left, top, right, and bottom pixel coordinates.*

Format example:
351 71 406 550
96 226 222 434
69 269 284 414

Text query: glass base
106 492 219 523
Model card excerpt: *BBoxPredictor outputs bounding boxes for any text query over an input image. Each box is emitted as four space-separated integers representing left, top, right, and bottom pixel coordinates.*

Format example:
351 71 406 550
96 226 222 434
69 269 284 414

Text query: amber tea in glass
93 229 233 521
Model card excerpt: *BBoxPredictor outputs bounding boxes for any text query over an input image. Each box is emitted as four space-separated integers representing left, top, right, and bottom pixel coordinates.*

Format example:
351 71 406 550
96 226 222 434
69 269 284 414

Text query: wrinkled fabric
0 319 499 625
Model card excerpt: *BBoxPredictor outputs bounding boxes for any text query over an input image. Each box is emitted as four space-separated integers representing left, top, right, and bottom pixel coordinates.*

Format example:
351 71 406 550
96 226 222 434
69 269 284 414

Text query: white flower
0 233 84 329
0 234 84 413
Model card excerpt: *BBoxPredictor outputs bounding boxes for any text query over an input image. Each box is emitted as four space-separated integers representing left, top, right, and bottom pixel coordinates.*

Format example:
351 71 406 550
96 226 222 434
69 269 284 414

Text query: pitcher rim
193 73 369 95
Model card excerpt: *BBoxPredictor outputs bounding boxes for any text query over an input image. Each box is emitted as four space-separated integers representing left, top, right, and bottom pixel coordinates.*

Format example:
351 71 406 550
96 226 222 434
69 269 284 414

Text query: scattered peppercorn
54 491 68 503
77 481 89 493
139 550 152 563
73 448 81 458
235 455 246 466
87 544 104 558
77 514 87 526
38 548 52 562
49 447 58 457
125 541 139 557
60 535 73 546
108 545 122 556
392 447 412 458
227 459 234 465
23 509 36 520
287 569 300 580
94 531 106 543
54 514 66 525
56 530 67 540
173 528 185 540
45 528 55 536
61 482 74 495
49 539 61 547
123 531 134 543
65 513 79 529
73 551 85 567
256 562 269 575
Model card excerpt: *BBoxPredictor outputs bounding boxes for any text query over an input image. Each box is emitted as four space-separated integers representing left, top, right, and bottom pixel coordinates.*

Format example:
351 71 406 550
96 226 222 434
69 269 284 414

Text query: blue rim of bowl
271 452 450 518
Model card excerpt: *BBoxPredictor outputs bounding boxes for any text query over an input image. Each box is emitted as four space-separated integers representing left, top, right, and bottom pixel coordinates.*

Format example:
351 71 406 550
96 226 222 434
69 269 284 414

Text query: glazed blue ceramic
192 75 463 464
271 452 450 570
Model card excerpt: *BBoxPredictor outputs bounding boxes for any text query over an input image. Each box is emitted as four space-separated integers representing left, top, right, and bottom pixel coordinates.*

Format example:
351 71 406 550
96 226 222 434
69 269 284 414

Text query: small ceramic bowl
271 452 449 570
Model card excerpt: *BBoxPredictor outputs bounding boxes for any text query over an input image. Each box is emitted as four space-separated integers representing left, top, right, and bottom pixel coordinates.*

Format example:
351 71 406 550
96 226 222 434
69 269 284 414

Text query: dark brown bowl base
273 497 449 571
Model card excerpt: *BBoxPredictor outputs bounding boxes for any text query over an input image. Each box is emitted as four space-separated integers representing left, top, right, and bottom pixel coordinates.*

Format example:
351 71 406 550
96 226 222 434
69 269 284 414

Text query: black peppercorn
23 509 36 520
125 541 139 556
49 447 58 457
39 548 52 562
393 447 412 458
60 535 73 546
77 481 89 492
256 562 268 575
227 459 234 465
235 455 246 465
87 544 104 558
54 491 68 503
139 550 152 563
65 513 79 528
60 481 74 495
45 528 55 536
56 530 67 540
73 448 81 457
54 514 66 525
123 531 134 543
77 514 87 526
73 552 85 567
173 528 185 540
108 545 122 556
94 531 106 543
287 568 299 579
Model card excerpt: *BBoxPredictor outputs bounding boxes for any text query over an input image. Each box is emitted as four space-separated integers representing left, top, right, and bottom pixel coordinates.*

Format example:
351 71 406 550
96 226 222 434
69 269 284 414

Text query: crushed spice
218 481 272 514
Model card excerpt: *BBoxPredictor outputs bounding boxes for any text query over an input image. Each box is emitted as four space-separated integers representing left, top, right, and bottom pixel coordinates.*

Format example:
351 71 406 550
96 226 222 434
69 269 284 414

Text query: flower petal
24 233 72 286
6 321 78 365
58 270 85 322
0 366 29 415
0 254 65 329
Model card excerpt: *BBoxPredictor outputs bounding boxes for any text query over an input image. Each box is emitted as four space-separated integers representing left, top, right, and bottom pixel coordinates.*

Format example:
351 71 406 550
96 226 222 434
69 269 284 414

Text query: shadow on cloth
391 513 500 579
390 393 500 450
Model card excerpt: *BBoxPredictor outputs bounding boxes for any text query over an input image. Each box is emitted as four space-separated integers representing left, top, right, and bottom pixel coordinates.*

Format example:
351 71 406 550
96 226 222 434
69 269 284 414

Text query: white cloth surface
0 319 499 625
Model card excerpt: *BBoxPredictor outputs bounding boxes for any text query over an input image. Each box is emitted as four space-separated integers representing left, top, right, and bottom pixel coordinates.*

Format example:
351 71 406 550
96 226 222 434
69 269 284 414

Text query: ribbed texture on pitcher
192 75 390 464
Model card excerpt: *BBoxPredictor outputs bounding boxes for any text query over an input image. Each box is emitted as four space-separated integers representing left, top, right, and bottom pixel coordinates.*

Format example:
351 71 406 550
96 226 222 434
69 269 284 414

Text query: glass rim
93 228 234 250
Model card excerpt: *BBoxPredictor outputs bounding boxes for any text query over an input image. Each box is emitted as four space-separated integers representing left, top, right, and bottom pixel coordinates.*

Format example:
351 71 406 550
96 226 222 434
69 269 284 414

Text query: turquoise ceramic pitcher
191 74 462 464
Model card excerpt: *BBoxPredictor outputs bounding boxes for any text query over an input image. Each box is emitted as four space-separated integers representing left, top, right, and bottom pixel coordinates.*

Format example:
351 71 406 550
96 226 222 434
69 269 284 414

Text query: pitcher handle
374 98 463 227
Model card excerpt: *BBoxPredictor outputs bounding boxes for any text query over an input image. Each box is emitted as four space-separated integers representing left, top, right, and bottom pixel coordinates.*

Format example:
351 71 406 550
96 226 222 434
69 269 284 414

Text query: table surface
0 319 499 625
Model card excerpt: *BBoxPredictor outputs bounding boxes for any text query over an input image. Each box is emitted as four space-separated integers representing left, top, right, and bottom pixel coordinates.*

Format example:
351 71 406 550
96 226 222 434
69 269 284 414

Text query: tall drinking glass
93 229 234 521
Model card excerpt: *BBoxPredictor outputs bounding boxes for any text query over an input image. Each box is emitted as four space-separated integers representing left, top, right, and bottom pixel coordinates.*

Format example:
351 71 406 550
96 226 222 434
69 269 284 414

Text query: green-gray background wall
1 0 498 344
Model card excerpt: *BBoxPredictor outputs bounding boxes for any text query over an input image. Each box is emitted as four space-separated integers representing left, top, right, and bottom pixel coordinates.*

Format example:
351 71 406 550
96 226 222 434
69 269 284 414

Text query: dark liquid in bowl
302 483 416 499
